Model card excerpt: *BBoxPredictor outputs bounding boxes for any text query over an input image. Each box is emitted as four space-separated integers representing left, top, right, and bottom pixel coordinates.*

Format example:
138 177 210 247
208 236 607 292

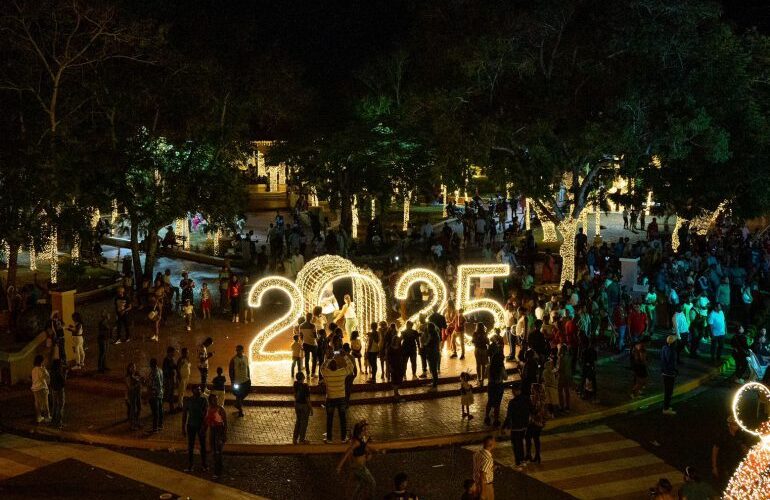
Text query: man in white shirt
673 304 690 360
421 221 433 241
473 435 496 500
708 303 727 364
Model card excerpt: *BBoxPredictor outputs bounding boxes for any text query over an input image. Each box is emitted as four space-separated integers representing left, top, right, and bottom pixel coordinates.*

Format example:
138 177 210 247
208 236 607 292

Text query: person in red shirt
627 303 647 343
612 302 628 352
227 275 241 323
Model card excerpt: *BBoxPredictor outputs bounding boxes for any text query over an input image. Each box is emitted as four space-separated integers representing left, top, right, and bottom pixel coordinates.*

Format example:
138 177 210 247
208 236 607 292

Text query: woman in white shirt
335 294 357 337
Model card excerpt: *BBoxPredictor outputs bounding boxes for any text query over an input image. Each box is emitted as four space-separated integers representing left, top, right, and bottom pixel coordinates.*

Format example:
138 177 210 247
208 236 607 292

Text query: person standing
472 435 496 499
556 344 573 412
49 311 66 364
205 393 227 480
125 362 142 430
472 323 489 388
162 347 177 414
712 416 750 488
630 338 648 399
672 304 690 362
428 307 448 372
502 383 530 470
299 313 318 378
147 358 164 432
97 311 110 373
400 321 420 379
388 333 404 399
525 383 547 464
661 335 678 416
113 287 132 344
708 303 727 364
49 358 66 428
31 355 51 423
218 264 230 314
321 358 353 443
292 372 312 444
227 275 241 323
66 312 86 369
365 322 381 383
485 335 507 427
452 308 467 360
198 337 214 386
424 322 441 391
176 347 191 410
228 345 251 417
182 385 209 473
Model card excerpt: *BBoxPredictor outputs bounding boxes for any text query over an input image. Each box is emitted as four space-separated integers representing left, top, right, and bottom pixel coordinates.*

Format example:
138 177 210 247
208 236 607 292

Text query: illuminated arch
296 255 387 332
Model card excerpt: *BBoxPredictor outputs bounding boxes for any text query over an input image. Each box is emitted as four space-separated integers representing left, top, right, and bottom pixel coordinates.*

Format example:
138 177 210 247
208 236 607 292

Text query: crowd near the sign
24 200 769 497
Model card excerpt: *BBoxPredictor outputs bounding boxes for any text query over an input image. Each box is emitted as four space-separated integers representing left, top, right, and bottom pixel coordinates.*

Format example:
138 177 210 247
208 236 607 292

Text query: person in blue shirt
708 303 727 364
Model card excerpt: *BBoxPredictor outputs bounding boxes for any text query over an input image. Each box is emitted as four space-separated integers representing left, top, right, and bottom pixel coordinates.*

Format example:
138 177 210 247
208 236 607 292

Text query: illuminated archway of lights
295 255 386 333
395 268 448 329
247 276 304 362
724 382 770 499
455 264 510 327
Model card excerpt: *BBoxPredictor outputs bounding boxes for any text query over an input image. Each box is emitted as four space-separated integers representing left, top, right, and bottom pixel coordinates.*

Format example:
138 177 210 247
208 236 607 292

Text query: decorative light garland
524 198 531 231
455 264 510 327
110 200 119 233
47 229 58 284
29 238 36 271
247 276 305 361
395 268 448 328
91 208 101 229
724 382 770 499
558 219 578 287
645 191 654 217
351 195 359 239
402 191 411 232
441 184 448 218
71 234 80 263
580 209 588 233
371 198 376 218
529 201 558 243
672 217 686 252
594 206 601 238
691 201 728 236
309 187 319 208
213 229 222 255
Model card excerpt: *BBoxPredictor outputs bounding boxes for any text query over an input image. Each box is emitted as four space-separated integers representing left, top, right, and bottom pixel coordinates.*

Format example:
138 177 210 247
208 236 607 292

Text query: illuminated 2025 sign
247 255 510 362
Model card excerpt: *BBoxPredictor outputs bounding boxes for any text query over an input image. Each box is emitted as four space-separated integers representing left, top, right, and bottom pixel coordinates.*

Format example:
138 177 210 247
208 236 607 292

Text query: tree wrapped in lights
351 195 359 239
529 201 558 243
402 191 411 231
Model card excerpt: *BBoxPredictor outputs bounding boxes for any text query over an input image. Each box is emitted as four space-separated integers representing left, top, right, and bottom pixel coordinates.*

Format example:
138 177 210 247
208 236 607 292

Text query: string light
580 209 588 233
505 183 512 200
213 229 221 255
71 234 80 263
351 195 359 239
111 200 119 233
558 219 577 287
441 184 448 218
672 217 686 252
91 208 101 229
724 382 770 499
403 191 411 232
454 189 460 204
594 206 601 239
309 187 319 208
47 228 58 284
247 276 305 361
29 238 36 271
524 199 531 231
295 255 387 332
529 202 558 243
691 200 728 236
455 264 510 327
395 268 448 328
371 198 376 218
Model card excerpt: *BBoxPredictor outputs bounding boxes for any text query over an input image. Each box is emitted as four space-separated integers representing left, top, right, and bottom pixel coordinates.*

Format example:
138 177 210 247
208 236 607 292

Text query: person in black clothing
400 321 420 378
162 347 178 414
50 358 67 428
113 287 132 344
97 311 110 373
384 472 418 500
528 320 549 362
575 227 588 261
731 326 750 382
580 339 598 401
521 349 539 397
502 383 530 469
424 323 441 390
428 307 448 372
485 334 506 427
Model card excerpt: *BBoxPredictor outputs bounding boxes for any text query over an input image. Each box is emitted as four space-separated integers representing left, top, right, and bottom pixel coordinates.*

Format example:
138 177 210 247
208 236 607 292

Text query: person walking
321 358 353 443
708 303 727 364
125 362 142 430
176 347 191 410
525 383 547 464
502 383 530 470
661 335 678 415
198 337 214 386
337 420 376 499
31 355 50 424
49 358 66 428
205 393 227 480
228 344 251 417
182 385 209 473
472 435 496 499
147 358 164 432
292 372 312 444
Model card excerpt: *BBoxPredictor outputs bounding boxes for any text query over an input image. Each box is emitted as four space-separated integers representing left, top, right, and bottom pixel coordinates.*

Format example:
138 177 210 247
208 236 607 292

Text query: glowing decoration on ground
724 382 770 499
295 255 386 333
29 239 36 271
351 195 359 239
558 218 578 287
524 199 531 230
455 264 510 327
395 268 448 328
71 234 80 264
402 192 411 231
247 276 305 361
47 229 58 284
91 209 101 229
441 184 448 218
213 229 222 255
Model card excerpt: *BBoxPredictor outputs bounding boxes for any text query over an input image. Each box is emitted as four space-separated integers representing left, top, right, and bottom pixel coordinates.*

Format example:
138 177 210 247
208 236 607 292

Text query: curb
4 363 723 456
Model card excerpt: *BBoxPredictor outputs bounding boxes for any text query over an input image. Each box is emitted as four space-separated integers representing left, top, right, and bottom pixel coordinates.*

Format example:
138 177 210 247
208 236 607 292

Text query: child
461 478 479 500
291 334 303 378
183 299 194 331
212 367 226 404
542 355 559 414
460 371 474 419
350 331 363 374
200 282 211 319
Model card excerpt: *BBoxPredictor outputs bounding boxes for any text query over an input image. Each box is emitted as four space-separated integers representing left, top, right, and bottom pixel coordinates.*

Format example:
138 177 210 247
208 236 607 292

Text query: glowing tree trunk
530 201 558 243
441 184 447 217
29 238 36 271
71 234 80 264
671 217 686 253
558 218 578 287
48 229 58 284
351 195 359 239
402 192 411 231
524 199 531 230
